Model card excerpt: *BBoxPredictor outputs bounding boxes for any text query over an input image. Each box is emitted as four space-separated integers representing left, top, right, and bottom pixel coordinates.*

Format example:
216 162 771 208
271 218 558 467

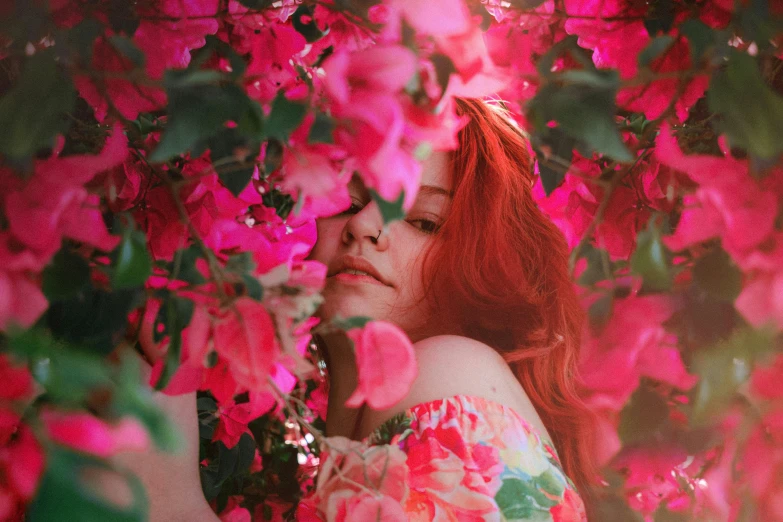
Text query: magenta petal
345 321 417 410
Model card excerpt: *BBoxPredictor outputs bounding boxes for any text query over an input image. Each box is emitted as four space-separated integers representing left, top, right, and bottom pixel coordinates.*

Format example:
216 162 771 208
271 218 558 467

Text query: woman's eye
408 219 440 234
340 202 363 215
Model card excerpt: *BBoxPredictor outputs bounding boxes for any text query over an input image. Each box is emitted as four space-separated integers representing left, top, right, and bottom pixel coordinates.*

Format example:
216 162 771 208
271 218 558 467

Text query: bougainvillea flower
655 123 778 256
146 302 212 395
579 293 696 411
41 410 150 458
213 297 280 392
563 0 707 121
0 268 49 331
321 45 417 106
280 114 352 218
390 0 470 37
76 0 219 120
740 409 783 521
0 354 33 401
345 321 417 410
336 92 423 209
5 123 126 258
213 401 256 449
0 414 44 520
243 24 306 103
612 445 693 516
218 495 252 522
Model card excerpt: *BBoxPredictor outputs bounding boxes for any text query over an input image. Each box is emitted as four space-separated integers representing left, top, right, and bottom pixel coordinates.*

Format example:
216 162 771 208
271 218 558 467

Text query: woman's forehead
420 150 451 191
348 150 452 194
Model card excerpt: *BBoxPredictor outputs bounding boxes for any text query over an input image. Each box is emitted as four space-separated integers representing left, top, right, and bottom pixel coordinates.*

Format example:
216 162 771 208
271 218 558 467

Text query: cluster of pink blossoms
0 0 782 520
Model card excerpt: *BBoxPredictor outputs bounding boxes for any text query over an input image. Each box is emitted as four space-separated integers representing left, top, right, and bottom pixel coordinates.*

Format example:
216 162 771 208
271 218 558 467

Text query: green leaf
680 19 715 64
630 218 672 292
151 72 258 161
692 247 742 302
369 189 407 225
26 446 148 522
0 51 76 161
588 293 614 331
332 315 372 331
242 274 264 301
291 5 326 43
261 187 295 219
308 112 335 144
638 35 675 68
494 477 559 521
108 35 145 67
154 296 194 391
532 128 574 196
618 384 670 444
107 0 140 35
691 327 776 426
42 249 91 300
7 328 112 405
644 0 675 35
112 351 180 452
737 0 779 50
113 229 152 290
237 0 277 8
577 245 617 286
210 127 258 197
45 288 140 356
173 245 207 285
263 91 307 143
528 70 633 163
708 51 783 162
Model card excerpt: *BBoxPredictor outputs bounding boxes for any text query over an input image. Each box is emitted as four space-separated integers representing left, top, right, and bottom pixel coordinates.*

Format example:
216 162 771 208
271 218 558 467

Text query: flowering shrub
0 0 782 520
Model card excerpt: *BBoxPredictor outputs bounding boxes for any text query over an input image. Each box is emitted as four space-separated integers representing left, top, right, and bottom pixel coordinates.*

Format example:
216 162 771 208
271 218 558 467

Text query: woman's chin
314 298 381 323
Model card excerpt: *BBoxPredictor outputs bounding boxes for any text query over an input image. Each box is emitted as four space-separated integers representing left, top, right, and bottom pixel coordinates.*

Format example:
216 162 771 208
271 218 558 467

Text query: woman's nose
341 202 389 250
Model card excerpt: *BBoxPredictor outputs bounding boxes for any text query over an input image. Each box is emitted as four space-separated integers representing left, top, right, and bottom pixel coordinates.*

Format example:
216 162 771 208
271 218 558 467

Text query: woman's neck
320 331 364 439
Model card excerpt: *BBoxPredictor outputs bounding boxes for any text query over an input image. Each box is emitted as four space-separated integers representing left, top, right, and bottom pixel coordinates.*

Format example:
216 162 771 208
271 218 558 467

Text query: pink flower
740 409 783 521
390 0 470 37
0 125 126 330
0 354 33 401
242 24 306 103
344 321 417 410
656 123 778 256
213 298 280 392
579 292 696 412
563 0 706 121
0 413 44 520
76 0 219 120
279 115 352 218
218 495 252 522
4 123 126 258
612 445 694 516
41 410 150 458
321 46 423 209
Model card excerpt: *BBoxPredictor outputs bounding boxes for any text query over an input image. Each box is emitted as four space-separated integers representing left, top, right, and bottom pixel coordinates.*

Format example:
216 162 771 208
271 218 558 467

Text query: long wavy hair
419 98 600 506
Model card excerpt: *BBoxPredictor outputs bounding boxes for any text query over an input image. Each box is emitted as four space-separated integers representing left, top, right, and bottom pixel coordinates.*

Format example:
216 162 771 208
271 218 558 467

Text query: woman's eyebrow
418 184 453 198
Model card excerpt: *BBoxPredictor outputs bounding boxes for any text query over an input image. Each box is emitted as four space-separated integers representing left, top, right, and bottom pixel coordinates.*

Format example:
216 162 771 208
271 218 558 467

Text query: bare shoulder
356 335 551 441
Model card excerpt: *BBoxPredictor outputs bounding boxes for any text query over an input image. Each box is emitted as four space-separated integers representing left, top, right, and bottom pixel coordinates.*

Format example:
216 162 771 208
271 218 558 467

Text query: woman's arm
110 388 220 522
354 334 554 443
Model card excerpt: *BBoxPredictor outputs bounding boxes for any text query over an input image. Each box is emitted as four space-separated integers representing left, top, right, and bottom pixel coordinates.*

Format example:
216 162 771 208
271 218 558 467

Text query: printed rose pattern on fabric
300 395 586 521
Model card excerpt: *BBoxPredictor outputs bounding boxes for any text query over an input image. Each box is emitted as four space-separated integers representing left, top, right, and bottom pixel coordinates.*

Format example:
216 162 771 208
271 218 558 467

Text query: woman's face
309 151 454 341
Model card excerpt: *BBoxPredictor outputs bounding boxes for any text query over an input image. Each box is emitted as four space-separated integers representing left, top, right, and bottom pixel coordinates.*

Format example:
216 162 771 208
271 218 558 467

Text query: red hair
421 98 599 506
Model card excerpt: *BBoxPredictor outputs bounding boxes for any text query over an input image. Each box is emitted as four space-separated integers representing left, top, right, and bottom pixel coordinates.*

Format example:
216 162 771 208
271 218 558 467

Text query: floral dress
299 395 588 521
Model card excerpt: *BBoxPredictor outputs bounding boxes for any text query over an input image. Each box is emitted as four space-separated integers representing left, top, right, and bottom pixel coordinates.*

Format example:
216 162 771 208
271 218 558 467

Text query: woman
125 98 597 520
303 98 597 520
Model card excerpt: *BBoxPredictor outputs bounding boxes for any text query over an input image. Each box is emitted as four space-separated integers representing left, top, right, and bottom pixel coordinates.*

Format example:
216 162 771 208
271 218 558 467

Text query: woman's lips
331 272 389 286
